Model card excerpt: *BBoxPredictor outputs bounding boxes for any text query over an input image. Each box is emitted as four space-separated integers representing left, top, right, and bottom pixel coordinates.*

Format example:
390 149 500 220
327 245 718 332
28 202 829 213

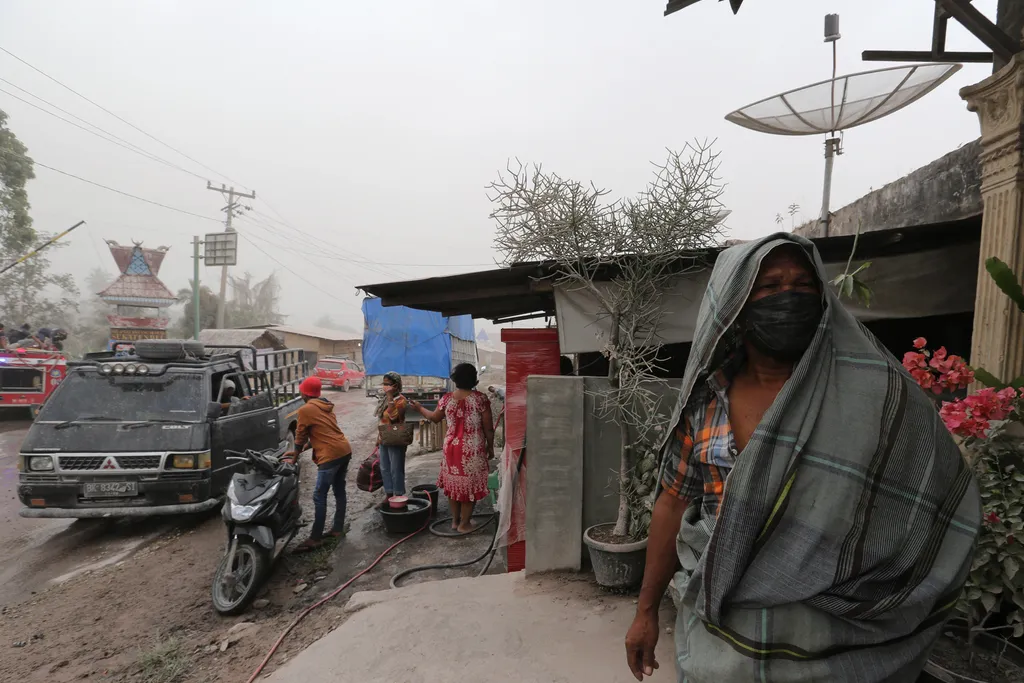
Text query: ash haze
0 1 996 338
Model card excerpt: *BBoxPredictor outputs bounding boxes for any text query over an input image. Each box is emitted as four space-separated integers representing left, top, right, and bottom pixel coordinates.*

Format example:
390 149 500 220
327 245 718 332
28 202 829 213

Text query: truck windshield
38 372 206 423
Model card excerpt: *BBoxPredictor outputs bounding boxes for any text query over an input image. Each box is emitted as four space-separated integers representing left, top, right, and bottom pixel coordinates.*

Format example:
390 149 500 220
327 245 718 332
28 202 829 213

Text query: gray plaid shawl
661 233 980 682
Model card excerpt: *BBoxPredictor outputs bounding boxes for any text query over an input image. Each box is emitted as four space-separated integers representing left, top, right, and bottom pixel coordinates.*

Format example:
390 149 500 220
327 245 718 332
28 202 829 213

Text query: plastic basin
410 484 440 517
377 497 430 535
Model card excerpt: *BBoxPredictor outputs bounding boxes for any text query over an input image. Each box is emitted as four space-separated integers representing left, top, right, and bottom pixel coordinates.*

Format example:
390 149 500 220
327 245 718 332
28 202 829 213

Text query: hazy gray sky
0 1 997 334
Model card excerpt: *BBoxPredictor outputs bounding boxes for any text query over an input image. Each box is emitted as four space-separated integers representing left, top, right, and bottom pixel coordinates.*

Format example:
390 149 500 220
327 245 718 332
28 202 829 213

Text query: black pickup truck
17 340 309 519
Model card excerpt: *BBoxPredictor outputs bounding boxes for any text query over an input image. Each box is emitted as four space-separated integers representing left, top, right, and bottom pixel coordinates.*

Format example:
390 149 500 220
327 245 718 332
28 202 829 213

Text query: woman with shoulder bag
375 371 411 498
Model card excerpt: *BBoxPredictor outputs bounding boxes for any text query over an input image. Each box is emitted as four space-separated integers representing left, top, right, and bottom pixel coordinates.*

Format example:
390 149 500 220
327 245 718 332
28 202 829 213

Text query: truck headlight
27 455 54 471
170 454 195 469
197 451 211 469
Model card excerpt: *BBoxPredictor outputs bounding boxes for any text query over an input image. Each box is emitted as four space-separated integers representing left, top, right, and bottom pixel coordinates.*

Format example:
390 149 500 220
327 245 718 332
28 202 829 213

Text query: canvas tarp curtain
361 298 476 377
554 242 978 354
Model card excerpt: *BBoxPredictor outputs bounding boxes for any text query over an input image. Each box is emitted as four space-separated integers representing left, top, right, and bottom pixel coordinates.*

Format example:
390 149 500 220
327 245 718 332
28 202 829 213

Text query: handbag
378 422 414 447
356 448 383 492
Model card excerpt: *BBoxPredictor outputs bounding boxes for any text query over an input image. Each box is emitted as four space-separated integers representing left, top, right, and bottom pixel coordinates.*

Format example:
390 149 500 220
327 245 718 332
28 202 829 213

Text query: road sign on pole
203 231 238 267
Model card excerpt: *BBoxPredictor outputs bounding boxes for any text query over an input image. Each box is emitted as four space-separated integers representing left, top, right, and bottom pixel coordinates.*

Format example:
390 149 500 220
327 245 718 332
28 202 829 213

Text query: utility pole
206 182 255 329
192 236 202 340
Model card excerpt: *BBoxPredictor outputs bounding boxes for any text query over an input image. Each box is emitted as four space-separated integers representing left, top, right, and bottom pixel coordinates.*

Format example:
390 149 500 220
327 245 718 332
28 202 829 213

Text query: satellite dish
725 63 962 136
724 14 962 236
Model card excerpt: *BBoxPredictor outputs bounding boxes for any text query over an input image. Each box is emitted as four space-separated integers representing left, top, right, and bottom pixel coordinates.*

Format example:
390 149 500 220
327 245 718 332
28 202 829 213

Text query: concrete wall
525 376 585 573
524 376 680 574
795 140 982 239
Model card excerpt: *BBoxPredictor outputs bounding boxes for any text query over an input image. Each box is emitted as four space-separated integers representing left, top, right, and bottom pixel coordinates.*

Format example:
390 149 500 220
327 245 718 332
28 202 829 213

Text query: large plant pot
583 523 648 589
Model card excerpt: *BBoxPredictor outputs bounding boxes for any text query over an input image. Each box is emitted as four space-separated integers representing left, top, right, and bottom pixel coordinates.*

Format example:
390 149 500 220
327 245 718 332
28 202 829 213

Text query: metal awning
357 219 980 323
358 263 558 323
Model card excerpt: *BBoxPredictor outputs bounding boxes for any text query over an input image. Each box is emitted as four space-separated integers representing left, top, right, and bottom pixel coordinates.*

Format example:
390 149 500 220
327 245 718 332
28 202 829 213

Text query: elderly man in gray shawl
625 234 980 682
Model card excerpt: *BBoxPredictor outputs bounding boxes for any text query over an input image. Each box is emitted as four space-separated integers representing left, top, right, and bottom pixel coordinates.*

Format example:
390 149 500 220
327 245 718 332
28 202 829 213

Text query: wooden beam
664 0 703 17
933 4 949 57
862 50 993 63
938 0 1020 62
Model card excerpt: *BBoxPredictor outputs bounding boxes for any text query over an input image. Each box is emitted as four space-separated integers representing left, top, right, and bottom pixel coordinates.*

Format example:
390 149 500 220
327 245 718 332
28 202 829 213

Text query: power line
237 232 363 312
0 82 209 181
235 213 399 279
0 44 246 189
0 147 222 223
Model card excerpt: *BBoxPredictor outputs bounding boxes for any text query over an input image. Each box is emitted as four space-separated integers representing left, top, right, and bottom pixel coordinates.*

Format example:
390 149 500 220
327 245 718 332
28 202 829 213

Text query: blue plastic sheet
361 298 475 377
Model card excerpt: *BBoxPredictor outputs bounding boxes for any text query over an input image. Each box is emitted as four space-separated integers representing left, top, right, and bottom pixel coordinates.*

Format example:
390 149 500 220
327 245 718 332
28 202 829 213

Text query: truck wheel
211 538 270 615
342 380 350 393
286 428 296 453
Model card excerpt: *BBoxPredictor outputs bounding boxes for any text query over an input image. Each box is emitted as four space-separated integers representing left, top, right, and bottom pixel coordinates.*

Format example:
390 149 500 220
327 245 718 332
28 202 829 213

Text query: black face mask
741 291 823 362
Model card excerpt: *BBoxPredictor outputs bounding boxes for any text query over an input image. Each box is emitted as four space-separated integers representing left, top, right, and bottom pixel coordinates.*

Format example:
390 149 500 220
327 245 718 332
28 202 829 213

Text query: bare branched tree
488 140 727 539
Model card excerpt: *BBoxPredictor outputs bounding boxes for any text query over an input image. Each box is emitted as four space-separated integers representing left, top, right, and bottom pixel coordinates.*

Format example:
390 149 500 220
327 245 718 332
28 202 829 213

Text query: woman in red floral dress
410 363 494 532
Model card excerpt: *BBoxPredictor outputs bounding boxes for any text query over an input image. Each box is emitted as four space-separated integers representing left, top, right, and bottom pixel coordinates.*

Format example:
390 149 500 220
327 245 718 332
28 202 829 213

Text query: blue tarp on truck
361 298 475 378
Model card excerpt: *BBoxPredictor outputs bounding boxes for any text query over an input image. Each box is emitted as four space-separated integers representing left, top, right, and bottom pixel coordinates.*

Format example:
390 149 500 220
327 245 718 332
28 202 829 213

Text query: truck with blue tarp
361 299 477 419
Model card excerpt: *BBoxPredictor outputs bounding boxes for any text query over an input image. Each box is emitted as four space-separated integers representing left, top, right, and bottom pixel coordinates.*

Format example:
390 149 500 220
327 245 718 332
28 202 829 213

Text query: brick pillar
962 54 1024 381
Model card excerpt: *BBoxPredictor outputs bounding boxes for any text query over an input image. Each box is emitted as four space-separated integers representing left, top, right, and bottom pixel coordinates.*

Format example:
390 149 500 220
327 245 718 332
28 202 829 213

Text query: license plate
83 481 138 498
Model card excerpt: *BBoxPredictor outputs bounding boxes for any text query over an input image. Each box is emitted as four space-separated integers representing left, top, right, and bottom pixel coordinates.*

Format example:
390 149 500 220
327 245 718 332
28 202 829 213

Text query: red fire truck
0 348 67 419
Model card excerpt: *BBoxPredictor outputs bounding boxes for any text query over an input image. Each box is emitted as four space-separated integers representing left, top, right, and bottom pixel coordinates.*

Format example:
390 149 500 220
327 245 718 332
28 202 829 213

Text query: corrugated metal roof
199 328 287 349
241 323 361 342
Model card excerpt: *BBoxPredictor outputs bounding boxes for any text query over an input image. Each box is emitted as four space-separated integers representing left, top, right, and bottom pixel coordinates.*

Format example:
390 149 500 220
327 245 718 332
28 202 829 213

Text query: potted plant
898 257 1024 680
488 142 725 588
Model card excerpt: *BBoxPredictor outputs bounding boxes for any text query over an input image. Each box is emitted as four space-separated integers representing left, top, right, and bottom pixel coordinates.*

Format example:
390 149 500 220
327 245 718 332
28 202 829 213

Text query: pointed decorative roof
99 241 177 307
104 240 170 275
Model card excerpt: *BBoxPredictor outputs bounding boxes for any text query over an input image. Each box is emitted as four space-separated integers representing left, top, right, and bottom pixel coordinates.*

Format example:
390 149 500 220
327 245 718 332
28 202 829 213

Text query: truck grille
57 455 162 471
58 456 105 470
116 455 162 470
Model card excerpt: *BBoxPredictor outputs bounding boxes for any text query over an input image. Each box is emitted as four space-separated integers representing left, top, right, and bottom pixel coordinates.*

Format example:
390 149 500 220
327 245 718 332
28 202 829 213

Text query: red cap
299 376 322 398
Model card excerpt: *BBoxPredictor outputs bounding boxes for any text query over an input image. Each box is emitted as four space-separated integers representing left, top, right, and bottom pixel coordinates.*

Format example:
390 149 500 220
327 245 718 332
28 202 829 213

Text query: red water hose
245 520 428 683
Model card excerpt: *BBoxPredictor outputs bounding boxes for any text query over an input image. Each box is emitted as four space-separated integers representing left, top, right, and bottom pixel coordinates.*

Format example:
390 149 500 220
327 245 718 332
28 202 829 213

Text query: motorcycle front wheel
211 537 270 615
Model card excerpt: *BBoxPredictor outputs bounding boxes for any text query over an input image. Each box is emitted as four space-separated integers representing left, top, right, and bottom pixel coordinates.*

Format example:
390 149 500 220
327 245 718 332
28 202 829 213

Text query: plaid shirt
661 351 744 520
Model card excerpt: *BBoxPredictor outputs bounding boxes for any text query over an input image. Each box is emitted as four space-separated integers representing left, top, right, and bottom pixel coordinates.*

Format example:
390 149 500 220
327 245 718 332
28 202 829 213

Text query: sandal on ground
292 538 323 554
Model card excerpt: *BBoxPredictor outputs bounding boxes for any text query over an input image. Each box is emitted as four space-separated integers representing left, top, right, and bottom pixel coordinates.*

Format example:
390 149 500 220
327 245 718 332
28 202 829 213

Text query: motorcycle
211 446 301 614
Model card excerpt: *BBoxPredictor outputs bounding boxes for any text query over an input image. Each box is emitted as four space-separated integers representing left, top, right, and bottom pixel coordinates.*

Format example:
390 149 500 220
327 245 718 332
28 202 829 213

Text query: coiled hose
389 446 525 588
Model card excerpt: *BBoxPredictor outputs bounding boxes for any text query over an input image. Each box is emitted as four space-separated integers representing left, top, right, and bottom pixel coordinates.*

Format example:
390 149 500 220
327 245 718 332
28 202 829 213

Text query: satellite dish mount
724 14 961 237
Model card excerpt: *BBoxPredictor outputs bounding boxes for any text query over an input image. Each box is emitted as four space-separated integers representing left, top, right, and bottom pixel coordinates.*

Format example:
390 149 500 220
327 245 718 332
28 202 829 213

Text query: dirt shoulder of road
0 390 499 683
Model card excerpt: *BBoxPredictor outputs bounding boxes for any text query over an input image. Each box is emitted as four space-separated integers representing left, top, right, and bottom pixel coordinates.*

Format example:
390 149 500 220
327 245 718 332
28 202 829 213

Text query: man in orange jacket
284 376 353 551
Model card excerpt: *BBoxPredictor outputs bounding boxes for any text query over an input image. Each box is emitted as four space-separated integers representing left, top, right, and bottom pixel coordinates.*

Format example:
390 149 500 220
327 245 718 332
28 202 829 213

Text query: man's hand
281 451 297 464
409 399 421 410
625 608 660 681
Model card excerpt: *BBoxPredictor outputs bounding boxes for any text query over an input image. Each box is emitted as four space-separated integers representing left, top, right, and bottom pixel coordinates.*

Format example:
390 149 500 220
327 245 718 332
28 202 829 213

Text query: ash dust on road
0 390 397 683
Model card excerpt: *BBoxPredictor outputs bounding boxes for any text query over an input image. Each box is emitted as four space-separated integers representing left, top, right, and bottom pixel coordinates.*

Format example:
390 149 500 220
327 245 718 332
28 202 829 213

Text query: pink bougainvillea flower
963 387 1017 422
903 351 928 371
1009 535 1016 545
985 511 1001 525
913 337 927 349
910 367 935 390
939 400 968 430
939 399 992 438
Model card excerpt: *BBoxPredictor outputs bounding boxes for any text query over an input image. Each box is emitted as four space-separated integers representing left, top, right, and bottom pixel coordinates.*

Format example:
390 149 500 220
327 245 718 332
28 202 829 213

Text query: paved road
0 389 379 608
0 417 177 606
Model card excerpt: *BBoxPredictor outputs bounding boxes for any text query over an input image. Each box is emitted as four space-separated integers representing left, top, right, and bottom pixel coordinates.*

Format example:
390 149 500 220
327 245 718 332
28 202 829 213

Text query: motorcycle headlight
229 502 260 522
227 480 280 522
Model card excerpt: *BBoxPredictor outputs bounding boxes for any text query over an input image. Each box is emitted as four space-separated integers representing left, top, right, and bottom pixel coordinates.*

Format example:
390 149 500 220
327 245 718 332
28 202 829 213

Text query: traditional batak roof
99 241 177 307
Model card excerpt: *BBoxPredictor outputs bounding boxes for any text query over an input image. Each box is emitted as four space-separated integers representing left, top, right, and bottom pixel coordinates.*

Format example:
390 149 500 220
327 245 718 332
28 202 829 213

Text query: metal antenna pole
192 236 202 340
206 182 255 328
819 137 841 237
820 14 842 238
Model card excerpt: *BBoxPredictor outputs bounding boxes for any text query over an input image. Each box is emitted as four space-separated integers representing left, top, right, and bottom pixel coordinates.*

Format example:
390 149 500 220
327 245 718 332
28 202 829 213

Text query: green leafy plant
830 223 872 307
